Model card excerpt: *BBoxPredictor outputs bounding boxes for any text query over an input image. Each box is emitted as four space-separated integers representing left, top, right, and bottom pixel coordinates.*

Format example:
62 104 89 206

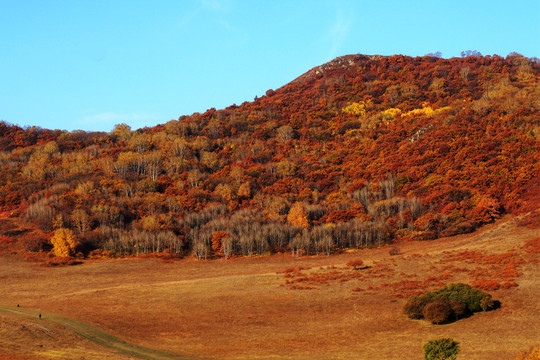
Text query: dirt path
0 305 191 360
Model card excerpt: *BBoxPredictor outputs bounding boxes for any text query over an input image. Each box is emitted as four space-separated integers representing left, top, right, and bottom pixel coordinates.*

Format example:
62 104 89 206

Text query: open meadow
1 213 539 359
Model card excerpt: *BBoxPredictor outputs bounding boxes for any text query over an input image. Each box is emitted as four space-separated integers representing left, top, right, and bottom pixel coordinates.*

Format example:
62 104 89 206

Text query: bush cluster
423 338 459 360
404 283 496 324
346 259 365 270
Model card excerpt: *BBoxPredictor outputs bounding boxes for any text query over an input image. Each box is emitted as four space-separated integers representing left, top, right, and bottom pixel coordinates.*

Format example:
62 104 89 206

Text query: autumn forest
0 53 538 263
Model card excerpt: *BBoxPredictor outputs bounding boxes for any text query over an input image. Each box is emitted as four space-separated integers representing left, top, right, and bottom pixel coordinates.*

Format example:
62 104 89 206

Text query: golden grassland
0 214 539 359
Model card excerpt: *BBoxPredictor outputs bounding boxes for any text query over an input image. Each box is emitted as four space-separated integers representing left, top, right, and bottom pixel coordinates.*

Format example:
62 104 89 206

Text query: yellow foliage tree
50 228 79 257
112 123 132 141
141 215 160 231
381 108 402 121
342 102 366 116
237 181 251 199
215 183 236 202
287 202 309 229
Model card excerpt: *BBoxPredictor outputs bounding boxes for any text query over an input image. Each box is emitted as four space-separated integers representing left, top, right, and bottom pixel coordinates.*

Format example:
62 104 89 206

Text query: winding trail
0 305 191 360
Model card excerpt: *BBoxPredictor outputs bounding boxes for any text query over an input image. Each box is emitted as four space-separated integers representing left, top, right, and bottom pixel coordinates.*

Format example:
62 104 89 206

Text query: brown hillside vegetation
0 53 539 359
0 214 538 359
0 53 538 260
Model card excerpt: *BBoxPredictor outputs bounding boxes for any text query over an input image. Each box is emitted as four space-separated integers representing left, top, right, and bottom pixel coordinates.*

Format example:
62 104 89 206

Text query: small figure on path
39 314 41 319
17 304 19 307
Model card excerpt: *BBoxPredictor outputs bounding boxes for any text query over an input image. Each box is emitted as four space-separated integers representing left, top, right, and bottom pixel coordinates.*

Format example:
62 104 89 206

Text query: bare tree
460 67 470 82
408 197 423 219
276 125 295 142
187 169 203 188
71 209 90 233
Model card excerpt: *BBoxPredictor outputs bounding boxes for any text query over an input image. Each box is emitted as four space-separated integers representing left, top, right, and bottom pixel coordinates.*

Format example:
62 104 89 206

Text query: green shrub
423 338 459 360
480 295 495 311
421 283 493 313
404 283 496 325
431 283 490 312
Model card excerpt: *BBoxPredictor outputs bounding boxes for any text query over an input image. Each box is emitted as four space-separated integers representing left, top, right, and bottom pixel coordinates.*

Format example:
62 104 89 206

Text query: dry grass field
0 214 539 359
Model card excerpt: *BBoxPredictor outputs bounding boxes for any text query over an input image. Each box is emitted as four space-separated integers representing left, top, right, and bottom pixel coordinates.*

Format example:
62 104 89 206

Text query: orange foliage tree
50 228 79 257
287 202 309 229
211 231 229 255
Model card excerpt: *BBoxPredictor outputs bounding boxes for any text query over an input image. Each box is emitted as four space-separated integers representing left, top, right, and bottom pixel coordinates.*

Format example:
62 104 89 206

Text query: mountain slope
0 53 538 258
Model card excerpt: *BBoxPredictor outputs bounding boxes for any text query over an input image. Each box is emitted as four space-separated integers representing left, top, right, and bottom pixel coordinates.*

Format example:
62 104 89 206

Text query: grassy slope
0 306 189 360
0 214 538 359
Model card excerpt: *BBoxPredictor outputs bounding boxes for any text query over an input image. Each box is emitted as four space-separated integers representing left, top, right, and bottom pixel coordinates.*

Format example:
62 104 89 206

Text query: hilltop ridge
291 54 379 83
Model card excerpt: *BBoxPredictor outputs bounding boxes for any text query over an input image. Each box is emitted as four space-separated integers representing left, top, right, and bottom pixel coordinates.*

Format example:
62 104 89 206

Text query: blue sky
1 0 539 132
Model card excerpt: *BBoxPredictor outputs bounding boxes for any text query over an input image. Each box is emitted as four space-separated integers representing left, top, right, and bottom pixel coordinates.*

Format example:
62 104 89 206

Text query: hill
0 53 538 260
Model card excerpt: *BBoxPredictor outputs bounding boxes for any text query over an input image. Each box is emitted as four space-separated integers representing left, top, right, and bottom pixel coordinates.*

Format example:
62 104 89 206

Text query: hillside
0 53 538 259
0 215 538 359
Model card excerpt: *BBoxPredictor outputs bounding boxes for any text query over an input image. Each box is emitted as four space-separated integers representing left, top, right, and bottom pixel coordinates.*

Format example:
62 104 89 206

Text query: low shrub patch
346 259 365 270
422 300 454 324
404 283 497 324
423 338 459 360
42 256 82 267
403 297 431 319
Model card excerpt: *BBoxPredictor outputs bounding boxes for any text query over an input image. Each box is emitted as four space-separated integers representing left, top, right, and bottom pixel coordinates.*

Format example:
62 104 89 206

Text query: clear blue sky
1 0 538 132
